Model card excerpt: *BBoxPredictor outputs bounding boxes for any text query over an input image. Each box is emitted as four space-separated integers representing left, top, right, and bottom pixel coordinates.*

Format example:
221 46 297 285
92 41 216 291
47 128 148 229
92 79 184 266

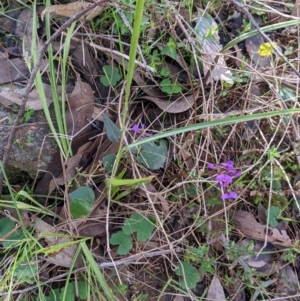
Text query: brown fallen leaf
233 210 293 248
138 94 195 114
66 75 94 137
207 274 226 301
41 2 105 21
33 217 83 268
276 264 298 296
0 55 29 84
48 141 93 194
0 83 70 110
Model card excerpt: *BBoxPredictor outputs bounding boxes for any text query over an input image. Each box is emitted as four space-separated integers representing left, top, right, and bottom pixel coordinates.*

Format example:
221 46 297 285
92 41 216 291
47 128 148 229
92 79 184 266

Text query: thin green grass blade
125 108 300 150
223 19 300 52
112 0 145 177
80 242 114 300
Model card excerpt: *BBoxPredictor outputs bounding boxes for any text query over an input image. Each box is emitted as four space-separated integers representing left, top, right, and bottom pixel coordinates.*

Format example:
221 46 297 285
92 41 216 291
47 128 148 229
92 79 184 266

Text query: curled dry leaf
41 2 105 21
33 217 83 268
233 210 293 248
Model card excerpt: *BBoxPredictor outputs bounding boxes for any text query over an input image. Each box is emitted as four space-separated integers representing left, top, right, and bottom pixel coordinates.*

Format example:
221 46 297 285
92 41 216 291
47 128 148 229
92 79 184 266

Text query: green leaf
122 213 154 242
160 78 182 94
0 217 24 248
137 140 168 170
69 186 95 219
110 230 133 255
102 113 121 143
103 154 116 172
78 281 88 300
45 288 60 301
175 262 200 289
106 176 154 187
100 65 122 87
14 259 38 284
266 206 280 228
59 282 75 301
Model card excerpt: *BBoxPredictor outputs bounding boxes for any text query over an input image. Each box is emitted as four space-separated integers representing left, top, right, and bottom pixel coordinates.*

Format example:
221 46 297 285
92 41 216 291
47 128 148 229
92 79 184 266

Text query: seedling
175 262 200 289
110 213 154 255
266 206 280 227
100 65 122 87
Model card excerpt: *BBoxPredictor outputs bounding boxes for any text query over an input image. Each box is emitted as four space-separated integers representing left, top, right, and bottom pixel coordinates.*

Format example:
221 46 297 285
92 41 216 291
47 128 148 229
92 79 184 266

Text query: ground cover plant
1 0 300 300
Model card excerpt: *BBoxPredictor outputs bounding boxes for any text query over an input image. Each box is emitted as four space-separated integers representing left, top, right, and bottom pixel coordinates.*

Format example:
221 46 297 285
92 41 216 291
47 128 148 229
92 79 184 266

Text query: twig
228 0 300 78
0 0 108 195
0 247 182 296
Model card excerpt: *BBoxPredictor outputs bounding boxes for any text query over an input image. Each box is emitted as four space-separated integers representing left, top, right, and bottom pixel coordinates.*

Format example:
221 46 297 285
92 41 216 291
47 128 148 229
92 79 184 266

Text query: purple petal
132 124 140 133
216 174 232 183
221 191 237 200
141 124 145 130
233 171 241 177
207 163 217 170
221 160 234 169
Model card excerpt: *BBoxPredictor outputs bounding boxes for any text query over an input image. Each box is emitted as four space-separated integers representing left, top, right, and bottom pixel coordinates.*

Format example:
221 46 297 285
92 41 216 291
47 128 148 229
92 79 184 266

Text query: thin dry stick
0 247 182 297
228 0 300 78
0 0 108 195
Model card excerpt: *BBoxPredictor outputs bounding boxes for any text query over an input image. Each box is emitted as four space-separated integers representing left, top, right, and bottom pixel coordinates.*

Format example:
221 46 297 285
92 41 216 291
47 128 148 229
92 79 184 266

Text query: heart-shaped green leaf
137 140 168 170
69 186 95 218
110 230 133 255
122 213 154 242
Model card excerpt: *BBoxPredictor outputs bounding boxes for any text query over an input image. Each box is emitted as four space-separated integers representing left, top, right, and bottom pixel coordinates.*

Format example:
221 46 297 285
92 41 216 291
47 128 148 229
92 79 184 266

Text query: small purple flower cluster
131 124 152 138
207 160 241 201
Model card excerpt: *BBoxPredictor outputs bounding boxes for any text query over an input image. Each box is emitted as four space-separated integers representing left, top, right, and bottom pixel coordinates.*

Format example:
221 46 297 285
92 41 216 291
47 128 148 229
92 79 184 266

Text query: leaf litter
2 0 300 300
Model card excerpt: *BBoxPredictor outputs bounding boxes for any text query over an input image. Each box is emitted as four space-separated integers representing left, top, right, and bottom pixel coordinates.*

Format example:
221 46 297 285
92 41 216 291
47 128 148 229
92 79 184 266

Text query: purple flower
216 174 232 188
221 161 234 169
132 123 146 134
207 163 217 170
132 124 140 134
221 191 238 200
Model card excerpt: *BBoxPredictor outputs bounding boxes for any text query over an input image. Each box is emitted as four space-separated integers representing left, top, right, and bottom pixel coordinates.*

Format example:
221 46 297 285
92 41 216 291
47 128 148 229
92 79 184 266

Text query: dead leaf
33 217 83 268
0 54 29 84
48 141 93 194
238 239 273 268
233 210 293 248
66 75 94 137
195 12 233 84
41 2 105 21
71 43 111 100
15 8 34 54
276 264 298 296
0 83 67 110
138 94 195 113
207 274 226 301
